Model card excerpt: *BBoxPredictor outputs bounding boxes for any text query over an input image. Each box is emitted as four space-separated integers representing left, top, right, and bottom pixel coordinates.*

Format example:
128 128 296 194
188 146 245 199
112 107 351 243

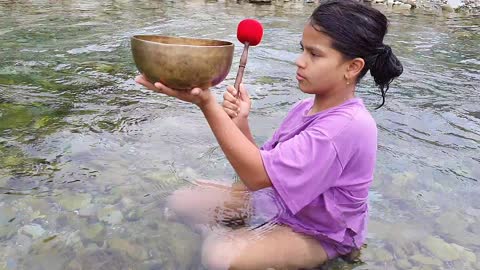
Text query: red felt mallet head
237 19 263 46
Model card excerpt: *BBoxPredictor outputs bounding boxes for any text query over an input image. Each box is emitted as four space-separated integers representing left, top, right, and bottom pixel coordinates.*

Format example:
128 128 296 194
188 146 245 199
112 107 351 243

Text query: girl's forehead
301 24 333 48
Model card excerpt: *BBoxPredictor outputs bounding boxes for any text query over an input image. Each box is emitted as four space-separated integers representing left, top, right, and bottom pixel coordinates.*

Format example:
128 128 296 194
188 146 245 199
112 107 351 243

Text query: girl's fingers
226 85 238 96
191 88 202 96
223 107 238 118
154 82 175 94
135 75 157 90
223 91 237 103
136 74 211 106
222 100 239 112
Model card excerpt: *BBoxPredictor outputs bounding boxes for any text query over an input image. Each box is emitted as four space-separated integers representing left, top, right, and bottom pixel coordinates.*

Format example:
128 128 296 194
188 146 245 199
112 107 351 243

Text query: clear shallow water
0 0 479 269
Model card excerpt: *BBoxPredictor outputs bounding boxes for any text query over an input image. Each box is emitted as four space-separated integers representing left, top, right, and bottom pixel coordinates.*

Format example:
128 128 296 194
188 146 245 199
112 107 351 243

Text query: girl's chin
298 84 313 94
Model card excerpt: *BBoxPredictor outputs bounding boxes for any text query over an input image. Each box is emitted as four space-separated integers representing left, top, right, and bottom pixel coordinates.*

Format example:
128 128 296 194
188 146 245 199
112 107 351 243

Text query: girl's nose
295 54 306 69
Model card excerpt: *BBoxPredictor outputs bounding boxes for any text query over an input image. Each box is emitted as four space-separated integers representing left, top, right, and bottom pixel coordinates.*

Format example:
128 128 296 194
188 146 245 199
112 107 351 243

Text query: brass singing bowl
131 35 234 90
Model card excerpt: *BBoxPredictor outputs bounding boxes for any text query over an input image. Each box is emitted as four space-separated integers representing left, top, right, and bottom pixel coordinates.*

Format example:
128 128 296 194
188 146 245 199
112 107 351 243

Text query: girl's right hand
222 83 251 120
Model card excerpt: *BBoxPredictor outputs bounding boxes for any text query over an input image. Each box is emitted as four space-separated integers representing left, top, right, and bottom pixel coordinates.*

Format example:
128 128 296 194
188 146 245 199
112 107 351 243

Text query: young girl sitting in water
136 0 403 269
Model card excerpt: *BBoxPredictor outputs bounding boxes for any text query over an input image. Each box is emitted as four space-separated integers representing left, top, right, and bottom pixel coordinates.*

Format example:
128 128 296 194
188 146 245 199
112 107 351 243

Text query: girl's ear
345 57 365 81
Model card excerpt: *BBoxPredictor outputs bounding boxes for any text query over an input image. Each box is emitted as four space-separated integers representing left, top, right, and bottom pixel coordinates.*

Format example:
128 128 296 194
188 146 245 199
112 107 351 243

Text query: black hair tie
380 45 392 56
367 45 393 69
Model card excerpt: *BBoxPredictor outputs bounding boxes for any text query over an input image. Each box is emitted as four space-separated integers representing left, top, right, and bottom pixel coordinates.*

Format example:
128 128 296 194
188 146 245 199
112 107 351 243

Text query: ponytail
368 45 403 108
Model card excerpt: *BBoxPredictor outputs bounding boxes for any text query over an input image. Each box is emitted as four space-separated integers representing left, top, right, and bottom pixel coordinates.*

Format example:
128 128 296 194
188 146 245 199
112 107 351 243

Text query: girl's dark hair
310 0 403 108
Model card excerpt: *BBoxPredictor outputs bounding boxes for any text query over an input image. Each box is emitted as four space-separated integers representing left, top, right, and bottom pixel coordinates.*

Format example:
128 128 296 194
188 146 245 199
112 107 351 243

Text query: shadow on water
0 0 479 269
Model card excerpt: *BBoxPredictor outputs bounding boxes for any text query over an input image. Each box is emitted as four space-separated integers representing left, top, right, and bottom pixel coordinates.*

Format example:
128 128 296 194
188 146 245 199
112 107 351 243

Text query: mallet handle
234 43 250 98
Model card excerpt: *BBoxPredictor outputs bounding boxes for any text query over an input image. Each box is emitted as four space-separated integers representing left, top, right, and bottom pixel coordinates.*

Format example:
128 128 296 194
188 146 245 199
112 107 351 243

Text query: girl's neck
308 89 355 115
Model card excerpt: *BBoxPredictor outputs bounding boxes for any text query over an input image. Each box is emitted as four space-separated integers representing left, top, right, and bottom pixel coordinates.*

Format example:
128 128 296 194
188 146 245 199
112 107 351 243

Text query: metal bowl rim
131 35 234 48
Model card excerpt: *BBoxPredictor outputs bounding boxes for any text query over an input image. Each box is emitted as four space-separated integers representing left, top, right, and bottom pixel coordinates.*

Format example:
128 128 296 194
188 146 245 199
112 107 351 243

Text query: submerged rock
435 212 469 234
0 204 14 224
57 193 92 211
81 223 105 241
435 211 478 246
410 254 443 266
392 172 416 186
78 204 96 217
450 243 477 264
23 253 70 270
20 224 46 239
97 206 123 225
141 221 201 270
396 258 412 269
0 205 16 240
65 248 135 270
0 224 16 240
108 238 149 261
421 236 460 261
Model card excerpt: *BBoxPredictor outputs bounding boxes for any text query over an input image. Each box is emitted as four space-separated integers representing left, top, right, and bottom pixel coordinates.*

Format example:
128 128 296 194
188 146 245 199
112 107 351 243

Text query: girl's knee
165 184 232 224
201 231 252 270
201 237 233 270
165 188 193 217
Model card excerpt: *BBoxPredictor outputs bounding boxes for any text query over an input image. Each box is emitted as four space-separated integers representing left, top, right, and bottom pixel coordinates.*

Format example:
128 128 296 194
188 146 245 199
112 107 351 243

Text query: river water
0 0 479 269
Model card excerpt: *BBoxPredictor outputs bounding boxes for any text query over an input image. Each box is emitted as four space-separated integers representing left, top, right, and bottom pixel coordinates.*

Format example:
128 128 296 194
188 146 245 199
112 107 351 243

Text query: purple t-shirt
257 97 377 251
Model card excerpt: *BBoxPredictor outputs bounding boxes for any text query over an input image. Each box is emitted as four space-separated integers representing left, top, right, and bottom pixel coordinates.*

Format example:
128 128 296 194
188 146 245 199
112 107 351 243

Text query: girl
135 0 403 269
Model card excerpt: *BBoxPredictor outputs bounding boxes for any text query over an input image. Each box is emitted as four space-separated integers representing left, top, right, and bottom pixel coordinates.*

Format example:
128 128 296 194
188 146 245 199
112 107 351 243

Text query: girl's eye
299 46 304 51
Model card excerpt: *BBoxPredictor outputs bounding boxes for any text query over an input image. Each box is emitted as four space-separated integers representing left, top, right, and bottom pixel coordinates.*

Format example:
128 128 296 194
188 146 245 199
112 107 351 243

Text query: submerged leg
201 225 329 270
165 179 251 228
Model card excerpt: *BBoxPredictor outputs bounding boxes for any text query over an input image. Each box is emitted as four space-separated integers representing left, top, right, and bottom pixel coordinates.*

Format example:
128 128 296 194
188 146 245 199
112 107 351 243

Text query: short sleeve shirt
258 98 377 249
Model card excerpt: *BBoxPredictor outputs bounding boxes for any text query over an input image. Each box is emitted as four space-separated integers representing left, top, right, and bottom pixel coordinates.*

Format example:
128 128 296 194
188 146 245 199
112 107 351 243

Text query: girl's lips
296 73 305 81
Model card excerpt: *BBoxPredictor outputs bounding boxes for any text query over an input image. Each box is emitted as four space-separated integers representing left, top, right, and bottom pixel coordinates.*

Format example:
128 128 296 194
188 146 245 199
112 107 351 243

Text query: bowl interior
133 35 232 47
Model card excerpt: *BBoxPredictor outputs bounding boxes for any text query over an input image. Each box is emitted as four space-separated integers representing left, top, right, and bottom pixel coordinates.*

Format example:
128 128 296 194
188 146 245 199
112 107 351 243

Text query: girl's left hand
135 74 215 107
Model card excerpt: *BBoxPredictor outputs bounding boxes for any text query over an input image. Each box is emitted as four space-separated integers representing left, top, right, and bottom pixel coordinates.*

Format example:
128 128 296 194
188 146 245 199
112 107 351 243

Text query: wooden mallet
234 19 264 98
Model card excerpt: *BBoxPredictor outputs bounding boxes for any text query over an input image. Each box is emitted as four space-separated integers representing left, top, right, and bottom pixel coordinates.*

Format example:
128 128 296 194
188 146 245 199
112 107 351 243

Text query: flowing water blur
0 0 479 269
